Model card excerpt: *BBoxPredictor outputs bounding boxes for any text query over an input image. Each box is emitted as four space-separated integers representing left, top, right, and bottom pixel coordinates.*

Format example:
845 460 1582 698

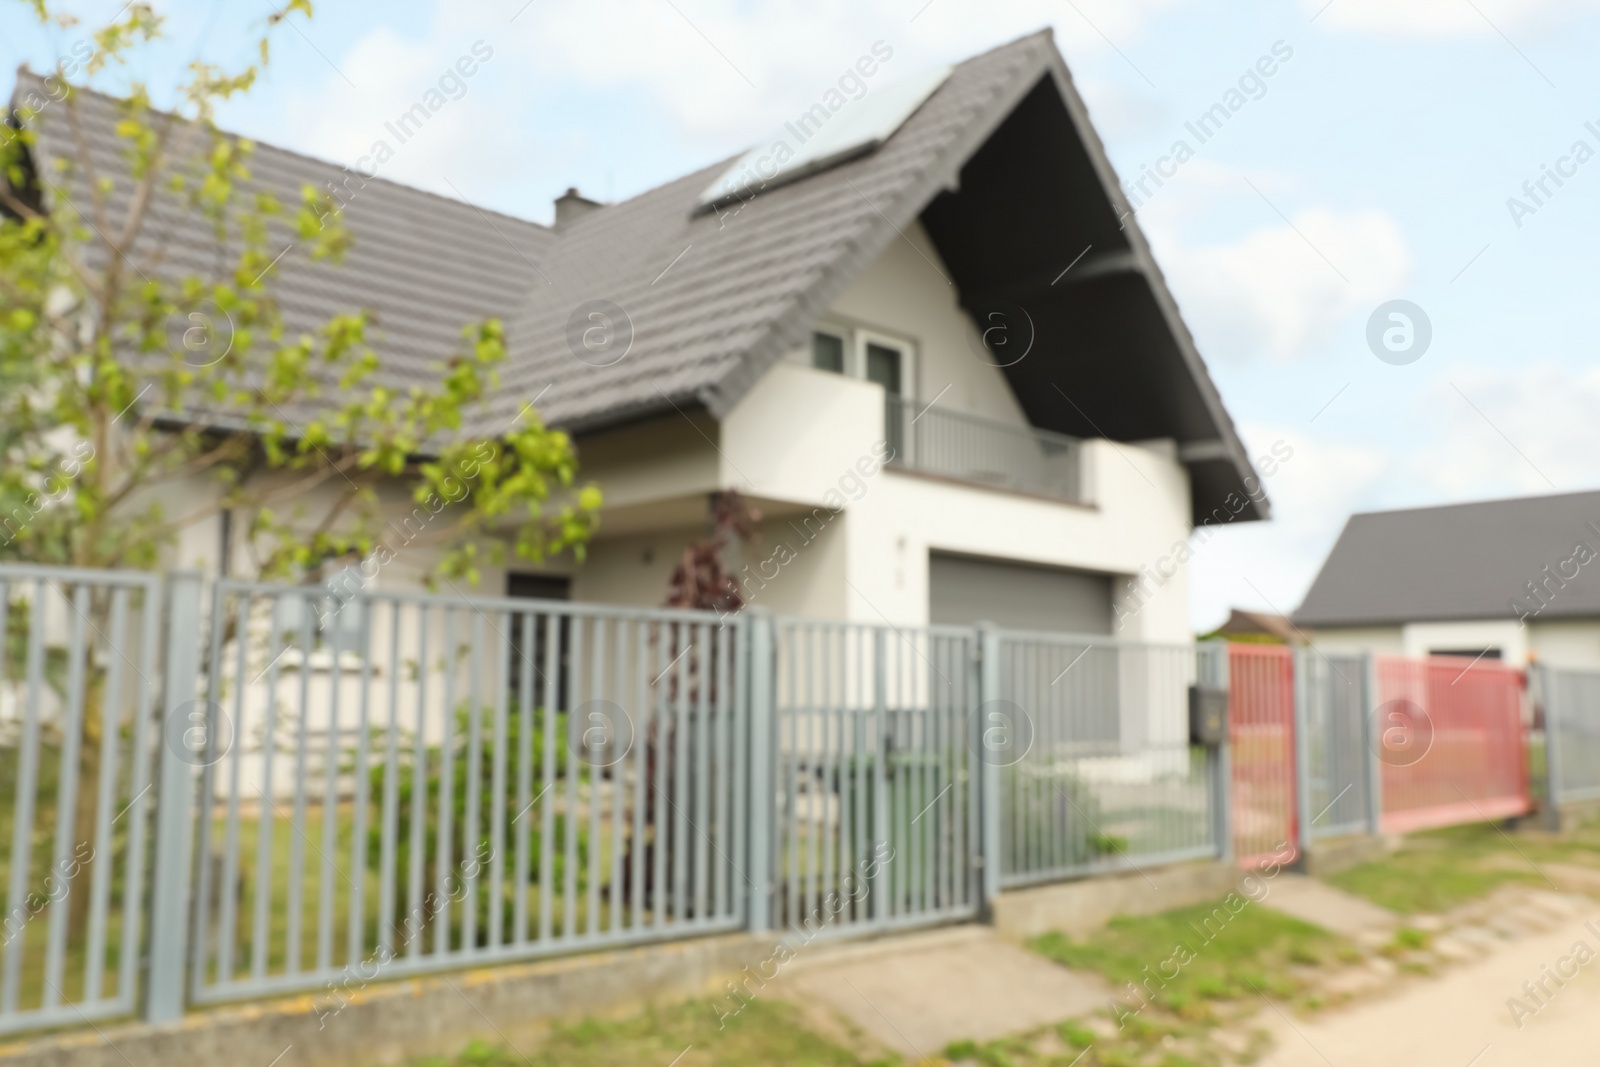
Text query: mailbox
1188 684 1228 746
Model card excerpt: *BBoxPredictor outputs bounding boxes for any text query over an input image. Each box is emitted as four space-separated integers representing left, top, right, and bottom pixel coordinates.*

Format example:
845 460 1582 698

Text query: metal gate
995 632 1220 887
1228 645 1298 867
1375 655 1529 833
1297 650 1374 840
0 565 161 1035
1540 664 1600 806
767 620 979 939
186 581 749 1005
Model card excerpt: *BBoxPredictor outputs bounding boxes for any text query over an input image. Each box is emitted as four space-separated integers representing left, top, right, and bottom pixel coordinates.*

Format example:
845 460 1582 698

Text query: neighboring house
7 29 1265 643
1295 490 1600 668
1203 609 1297 644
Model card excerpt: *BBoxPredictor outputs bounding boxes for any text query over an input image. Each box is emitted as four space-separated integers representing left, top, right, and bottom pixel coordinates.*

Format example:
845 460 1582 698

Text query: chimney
554 187 602 227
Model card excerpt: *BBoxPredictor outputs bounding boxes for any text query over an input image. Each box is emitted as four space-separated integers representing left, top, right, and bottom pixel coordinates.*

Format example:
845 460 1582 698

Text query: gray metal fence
1295 650 1374 840
186 581 749 1005
1540 664 1600 804
0 561 1258 1037
0 565 161 1035
767 620 980 939
992 631 1220 888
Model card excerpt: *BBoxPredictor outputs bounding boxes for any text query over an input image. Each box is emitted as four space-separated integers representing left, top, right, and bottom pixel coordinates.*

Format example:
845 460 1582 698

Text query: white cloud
464 0 1187 148
1406 363 1600 498
1190 424 1388 630
1150 194 1413 362
277 28 516 200
1309 0 1592 38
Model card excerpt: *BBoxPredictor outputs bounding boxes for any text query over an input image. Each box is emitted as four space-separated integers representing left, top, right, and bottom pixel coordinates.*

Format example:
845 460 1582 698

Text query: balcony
884 396 1088 505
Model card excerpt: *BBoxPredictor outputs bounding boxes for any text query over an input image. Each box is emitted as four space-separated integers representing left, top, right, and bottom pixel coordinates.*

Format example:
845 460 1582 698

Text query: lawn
1325 818 1600 914
1030 899 1349 1020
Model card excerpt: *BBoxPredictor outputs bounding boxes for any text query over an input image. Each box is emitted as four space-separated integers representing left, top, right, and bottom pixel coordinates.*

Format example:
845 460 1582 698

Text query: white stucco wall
1402 619 1528 664
1305 626 1405 658
720 360 1194 638
1309 618 1600 669
1528 620 1600 669
785 220 1030 423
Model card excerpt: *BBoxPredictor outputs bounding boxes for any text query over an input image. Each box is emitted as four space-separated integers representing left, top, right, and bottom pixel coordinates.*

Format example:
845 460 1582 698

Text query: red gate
1229 645 1298 867
1375 655 1530 833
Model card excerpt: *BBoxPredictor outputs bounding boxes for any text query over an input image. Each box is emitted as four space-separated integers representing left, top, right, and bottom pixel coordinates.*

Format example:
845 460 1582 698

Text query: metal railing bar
460 613 485 953
350 599 377 965
489 610 510 949
315 593 347 974
377 600 402 959
406 604 429 962
215 593 251 984
587 617 606 937
538 612 558 944
42 583 90 1007
83 586 129 1004
0 562 160 587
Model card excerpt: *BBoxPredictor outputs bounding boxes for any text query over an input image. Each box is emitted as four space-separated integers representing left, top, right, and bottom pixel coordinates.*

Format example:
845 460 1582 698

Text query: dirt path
1258 908 1600 1066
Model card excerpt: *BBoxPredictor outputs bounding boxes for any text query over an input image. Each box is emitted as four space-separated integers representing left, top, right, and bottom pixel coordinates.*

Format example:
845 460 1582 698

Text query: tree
0 1 599 931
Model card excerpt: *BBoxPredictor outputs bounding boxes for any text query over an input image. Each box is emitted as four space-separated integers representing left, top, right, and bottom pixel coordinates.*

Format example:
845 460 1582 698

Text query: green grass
1030 898 1346 1020
399 998 894 1067
1325 822 1550 914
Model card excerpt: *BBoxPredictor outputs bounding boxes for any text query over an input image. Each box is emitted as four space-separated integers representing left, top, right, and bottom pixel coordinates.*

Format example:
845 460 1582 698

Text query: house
1294 489 1600 668
1203 609 1297 644
7 29 1265 645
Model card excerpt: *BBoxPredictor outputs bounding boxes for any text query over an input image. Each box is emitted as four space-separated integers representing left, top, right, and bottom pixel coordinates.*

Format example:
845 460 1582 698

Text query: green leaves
2 1 599 581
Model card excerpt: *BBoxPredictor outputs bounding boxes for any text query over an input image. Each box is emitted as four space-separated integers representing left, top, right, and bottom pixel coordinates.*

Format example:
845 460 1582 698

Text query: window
865 342 903 396
812 331 845 373
274 564 371 657
320 566 370 654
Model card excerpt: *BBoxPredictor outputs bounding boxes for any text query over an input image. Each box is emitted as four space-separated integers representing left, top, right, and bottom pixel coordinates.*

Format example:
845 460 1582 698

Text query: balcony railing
885 396 1087 504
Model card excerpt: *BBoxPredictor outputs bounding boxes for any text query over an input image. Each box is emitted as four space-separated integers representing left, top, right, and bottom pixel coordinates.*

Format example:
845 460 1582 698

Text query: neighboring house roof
1294 490 1600 627
7 28 1266 523
1209 609 1297 643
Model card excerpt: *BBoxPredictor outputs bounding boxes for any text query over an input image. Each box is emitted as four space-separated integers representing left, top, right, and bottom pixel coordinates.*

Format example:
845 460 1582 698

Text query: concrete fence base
1299 833 1396 877
992 860 1242 941
0 934 768 1067
1543 796 1600 833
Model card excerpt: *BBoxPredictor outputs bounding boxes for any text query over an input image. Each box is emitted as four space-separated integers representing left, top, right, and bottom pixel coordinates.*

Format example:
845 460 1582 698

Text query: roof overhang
916 68 1266 525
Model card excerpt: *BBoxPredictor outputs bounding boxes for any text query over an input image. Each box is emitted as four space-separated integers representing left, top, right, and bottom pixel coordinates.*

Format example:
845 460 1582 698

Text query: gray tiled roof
11 66 552 418
1294 490 1600 627
493 33 1047 430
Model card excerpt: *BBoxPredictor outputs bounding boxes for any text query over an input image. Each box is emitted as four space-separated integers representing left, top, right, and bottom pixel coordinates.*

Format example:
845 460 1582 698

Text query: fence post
145 571 203 1024
1198 641 1231 863
1292 647 1314 865
872 628 890 921
746 610 775 933
1360 653 1384 837
977 623 1003 916
1538 664 1564 831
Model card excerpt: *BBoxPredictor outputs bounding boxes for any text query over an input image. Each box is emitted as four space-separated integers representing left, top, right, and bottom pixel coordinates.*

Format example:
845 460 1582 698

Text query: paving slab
1257 874 1398 938
773 925 1106 1059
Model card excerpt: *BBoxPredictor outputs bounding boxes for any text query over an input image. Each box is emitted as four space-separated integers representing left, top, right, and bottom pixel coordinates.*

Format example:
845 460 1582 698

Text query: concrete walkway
773 925 1107 1059
1256 873 1399 940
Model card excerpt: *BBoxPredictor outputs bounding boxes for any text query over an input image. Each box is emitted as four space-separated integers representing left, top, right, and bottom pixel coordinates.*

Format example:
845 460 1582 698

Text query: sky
6 0 1600 632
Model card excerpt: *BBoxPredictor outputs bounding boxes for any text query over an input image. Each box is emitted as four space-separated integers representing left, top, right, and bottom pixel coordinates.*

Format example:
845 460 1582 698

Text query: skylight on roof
697 63 953 209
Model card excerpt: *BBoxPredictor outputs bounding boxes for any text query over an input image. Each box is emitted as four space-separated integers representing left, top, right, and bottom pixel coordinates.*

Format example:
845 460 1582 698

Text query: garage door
928 552 1112 633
